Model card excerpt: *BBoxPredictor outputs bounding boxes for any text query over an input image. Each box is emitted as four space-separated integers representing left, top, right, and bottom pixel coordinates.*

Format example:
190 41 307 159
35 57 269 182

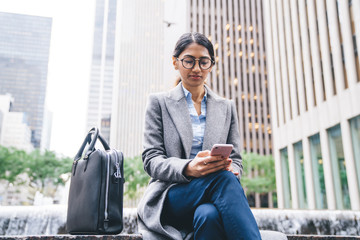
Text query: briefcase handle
74 127 110 161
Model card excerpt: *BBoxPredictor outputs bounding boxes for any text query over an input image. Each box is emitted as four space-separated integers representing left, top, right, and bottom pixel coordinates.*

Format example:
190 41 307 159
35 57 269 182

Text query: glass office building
264 0 360 210
110 0 168 156
0 12 52 148
187 0 272 155
86 0 117 142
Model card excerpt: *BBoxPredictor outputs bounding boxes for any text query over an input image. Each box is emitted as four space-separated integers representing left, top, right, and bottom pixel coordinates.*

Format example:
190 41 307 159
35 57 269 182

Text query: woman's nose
192 61 201 72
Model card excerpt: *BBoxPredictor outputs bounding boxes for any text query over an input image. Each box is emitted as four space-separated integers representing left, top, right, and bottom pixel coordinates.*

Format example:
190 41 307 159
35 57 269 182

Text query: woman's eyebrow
183 54 211 58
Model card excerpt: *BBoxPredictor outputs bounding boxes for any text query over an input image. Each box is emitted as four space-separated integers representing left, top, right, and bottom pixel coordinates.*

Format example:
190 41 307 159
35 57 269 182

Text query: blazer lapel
203 86 227 151
164 84 193 158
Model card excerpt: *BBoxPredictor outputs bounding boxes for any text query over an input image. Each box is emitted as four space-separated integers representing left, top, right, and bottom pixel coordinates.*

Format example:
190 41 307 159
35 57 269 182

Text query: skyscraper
0 12 52 148
110 0 170 156
86 0 117 142
264 0 360 210
187 0 272 155
111 0 271 160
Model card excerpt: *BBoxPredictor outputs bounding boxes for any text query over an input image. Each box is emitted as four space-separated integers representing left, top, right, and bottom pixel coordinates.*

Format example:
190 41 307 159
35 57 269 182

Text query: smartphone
210 144 233 159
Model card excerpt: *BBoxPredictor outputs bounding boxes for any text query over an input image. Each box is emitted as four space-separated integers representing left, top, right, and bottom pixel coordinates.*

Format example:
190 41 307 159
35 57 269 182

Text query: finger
204 159 229 170
207 155 228 163
202 167 225 176
204 163 229 173
196 150 211 158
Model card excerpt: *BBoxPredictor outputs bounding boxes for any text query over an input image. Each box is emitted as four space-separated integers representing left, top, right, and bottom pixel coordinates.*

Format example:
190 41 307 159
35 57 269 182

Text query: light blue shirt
182 84 207 159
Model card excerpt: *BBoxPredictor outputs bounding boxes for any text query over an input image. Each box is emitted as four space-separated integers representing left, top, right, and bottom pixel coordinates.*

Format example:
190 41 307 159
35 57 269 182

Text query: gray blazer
137 83 243 240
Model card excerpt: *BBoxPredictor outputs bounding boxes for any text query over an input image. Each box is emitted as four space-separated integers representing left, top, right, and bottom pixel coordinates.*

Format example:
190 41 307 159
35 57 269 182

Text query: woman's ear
172 56 178 70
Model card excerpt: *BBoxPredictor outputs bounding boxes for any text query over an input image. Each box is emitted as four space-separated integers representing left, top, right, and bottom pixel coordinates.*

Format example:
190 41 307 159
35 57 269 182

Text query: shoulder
148 84 185 104
205 85 234 105
146 91 168 105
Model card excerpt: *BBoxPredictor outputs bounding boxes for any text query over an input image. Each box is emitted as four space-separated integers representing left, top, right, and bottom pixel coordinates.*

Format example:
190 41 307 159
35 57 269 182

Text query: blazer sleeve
227 100 244 179
142 94 192 183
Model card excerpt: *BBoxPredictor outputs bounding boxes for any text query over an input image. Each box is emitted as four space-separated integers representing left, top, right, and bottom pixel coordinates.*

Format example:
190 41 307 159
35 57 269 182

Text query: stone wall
1 206 360 236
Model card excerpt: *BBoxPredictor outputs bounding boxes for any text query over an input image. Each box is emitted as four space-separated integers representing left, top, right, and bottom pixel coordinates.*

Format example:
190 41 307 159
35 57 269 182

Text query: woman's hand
184 150 234 178
226 159 239 176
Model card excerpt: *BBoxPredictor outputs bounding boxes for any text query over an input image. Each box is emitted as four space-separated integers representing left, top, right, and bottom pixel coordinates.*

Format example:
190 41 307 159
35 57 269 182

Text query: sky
0 0 96 157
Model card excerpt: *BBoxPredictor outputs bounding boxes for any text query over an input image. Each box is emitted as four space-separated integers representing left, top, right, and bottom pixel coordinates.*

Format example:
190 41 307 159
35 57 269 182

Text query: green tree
25 149 73 192
241 151 276 193
0 146 28 185
0 145 73 196
123 155 150 200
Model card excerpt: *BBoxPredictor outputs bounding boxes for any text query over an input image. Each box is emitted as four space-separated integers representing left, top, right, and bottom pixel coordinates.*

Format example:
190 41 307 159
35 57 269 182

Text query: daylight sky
0 0 96 157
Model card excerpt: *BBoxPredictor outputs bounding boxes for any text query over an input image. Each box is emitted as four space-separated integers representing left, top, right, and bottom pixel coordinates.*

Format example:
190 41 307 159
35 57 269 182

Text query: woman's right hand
184 150 231 178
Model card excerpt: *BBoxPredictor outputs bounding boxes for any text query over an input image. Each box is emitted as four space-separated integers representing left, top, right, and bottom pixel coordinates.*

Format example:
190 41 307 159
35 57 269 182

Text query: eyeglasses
176 56 214 70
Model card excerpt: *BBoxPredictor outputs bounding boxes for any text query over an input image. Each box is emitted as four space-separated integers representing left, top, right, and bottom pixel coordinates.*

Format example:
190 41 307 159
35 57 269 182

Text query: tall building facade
0 94 33 152
264 0 360 210
110 0 173 157
0 12 52 148
86 0 118 142
111 0 271 159
187 0 272 155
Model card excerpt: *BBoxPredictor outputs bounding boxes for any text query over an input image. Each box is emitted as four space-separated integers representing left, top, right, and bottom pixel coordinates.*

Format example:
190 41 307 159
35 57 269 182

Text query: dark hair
173 32 215 62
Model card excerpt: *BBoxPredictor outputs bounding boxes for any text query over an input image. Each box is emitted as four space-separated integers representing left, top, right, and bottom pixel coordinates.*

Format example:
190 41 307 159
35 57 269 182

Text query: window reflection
294 141 307 209
280 148 292 208
328 125 351 209
349 115 360 195
309 134 327 209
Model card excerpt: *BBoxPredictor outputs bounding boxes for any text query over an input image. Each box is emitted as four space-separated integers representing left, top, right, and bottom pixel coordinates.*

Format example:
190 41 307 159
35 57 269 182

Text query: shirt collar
181 82 207 101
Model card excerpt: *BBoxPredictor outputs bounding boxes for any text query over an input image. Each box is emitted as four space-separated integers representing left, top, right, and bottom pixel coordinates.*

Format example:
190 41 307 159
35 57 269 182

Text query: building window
309 134 327 209
280 147 291 208
293 141 307 209
327 124 351 209
349 1 360 82
349 115 360 195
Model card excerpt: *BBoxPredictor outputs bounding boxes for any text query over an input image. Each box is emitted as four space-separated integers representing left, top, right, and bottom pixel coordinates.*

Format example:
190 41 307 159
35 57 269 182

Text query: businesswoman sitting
137 32 261 240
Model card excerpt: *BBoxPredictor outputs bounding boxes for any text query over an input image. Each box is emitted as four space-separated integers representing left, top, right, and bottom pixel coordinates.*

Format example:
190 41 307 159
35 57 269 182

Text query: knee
193 203 220 227
214 170 239 184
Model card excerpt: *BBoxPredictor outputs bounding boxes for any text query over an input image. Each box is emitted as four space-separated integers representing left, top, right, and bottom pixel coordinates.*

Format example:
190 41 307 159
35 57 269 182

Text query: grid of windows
189 0 272 155
0 12 52 148
265 0 360 210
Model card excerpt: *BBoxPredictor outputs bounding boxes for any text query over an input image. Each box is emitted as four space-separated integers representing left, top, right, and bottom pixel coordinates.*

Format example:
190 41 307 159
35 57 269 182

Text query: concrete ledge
287 236 360 240
1 234 360 240
0 235 143 240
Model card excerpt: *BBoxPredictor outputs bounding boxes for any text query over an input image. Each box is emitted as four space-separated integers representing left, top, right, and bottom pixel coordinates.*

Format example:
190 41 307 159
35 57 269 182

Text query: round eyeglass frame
176 57 215 70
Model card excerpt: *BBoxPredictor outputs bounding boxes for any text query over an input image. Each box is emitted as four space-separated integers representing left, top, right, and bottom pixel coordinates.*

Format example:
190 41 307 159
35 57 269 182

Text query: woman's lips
190 75 201 80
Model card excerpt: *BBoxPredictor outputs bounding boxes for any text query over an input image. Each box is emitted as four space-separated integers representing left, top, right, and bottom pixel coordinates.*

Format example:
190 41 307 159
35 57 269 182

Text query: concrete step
1 234 360 240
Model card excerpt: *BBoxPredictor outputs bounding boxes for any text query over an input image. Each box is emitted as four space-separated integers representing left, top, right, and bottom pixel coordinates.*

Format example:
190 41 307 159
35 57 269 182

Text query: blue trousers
163 170 261 240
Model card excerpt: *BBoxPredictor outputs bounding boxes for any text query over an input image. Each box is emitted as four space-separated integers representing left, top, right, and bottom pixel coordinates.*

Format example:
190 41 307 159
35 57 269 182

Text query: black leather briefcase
66 127 124 234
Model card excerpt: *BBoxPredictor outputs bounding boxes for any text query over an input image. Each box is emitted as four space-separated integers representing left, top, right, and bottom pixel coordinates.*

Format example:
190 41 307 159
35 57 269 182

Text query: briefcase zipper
104 151 111 222
114 150 122 180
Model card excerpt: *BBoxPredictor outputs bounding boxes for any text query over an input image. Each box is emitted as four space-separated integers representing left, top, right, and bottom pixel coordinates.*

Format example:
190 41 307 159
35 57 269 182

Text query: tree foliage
241 151 276 194
123 155 150 199
0 146 28 184
0 145 73 194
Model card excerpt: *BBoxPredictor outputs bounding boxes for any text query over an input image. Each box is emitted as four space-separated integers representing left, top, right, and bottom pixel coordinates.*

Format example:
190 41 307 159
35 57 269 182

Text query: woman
137 32 261 240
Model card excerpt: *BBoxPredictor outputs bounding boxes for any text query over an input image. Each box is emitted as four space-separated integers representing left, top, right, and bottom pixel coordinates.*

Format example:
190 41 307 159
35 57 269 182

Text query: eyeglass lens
181 56 212 70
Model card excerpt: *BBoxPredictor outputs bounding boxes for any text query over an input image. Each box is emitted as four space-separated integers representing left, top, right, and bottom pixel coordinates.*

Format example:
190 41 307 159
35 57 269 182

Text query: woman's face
173 43 213 89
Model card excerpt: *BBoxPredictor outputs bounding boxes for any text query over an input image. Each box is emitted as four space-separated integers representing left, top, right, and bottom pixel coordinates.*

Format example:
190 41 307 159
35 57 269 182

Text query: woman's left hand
226 159 239 176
